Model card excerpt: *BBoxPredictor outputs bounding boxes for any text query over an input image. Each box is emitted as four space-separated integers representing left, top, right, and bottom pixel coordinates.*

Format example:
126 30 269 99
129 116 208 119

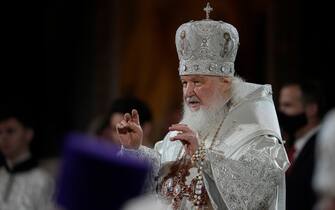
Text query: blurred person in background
278 80 325 210
0 108 56 210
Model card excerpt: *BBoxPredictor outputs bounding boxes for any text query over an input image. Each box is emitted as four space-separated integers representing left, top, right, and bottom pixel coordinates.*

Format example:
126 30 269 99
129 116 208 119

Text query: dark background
2 0 334 159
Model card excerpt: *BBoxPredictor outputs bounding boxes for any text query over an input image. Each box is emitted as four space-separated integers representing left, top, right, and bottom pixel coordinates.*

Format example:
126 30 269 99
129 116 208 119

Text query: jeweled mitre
176 11 239 76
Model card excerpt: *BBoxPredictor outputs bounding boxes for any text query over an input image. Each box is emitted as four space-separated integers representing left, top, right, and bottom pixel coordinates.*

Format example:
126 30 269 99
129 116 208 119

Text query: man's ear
24 128 34 144
305 103 319 119
142 122 152 138
220 76 232 92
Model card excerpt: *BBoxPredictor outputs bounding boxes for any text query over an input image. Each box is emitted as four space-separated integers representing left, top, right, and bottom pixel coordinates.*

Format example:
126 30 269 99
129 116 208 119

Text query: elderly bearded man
117 3 289 210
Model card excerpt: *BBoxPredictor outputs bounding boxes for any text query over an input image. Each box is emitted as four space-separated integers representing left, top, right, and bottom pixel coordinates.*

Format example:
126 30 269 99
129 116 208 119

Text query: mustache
185 96 200 103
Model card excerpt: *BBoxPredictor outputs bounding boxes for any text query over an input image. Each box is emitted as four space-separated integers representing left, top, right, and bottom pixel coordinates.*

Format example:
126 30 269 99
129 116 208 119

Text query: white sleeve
35 171 57 210
118 145 161 193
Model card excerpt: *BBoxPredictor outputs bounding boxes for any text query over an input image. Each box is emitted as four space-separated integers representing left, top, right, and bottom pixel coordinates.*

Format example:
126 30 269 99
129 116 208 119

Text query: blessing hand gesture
116 109 143 149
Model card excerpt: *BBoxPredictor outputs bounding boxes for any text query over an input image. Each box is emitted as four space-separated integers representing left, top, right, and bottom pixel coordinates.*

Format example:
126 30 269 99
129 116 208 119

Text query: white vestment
0 165 55 210
313 109 335 197
122 82 289 210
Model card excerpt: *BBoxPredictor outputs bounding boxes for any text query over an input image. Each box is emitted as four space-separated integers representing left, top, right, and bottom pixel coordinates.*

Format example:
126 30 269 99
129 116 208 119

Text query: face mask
277 111 308 136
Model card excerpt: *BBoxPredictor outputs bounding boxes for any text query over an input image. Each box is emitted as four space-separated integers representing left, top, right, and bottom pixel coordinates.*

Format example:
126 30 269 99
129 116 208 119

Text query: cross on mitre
203 2 213 19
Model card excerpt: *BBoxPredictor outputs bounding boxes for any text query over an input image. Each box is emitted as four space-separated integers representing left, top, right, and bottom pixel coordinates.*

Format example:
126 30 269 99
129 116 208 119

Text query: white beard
180 90 229 138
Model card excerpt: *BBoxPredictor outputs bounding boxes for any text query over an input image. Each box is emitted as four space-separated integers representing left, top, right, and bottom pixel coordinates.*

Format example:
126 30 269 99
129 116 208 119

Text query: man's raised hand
116 109 143 149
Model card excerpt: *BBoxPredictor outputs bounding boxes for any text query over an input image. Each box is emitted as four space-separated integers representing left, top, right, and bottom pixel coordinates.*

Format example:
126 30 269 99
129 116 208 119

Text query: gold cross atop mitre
203 2 213 19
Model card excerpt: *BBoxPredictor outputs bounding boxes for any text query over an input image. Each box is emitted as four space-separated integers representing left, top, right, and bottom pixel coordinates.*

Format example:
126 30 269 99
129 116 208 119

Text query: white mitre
176 3 239 77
